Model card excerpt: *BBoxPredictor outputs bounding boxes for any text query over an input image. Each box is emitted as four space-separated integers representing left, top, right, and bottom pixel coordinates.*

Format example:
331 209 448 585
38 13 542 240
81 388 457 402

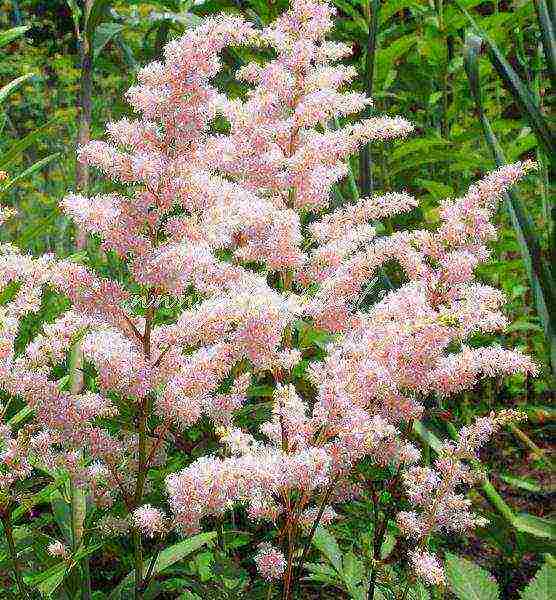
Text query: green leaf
513 514 556 540
416 178 453 200
108 532 217 599
86 0 112 41
7 404 33 428
0 26 30 49
457 2 556 167
0 153 60 194
304 562 342 587
93 22 125 60
520 562 556 600
463 32 556 372
11 474 69 523
410 583 431 600
0 116 59 170
342 551 365 588
380 533 396 559
533 0 556 88
445 553 499 600
51 490 73 546
65 0 82 34
146 11 202 27
311 526 342 572
0 73 34 107
331 0 367 33
26 563 68 597
500 474 542 494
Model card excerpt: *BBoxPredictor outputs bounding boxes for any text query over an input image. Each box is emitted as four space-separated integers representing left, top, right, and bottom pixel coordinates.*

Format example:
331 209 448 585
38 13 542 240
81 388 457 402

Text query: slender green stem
359 0 380 197
266 582 274 600
295 480 336 590
2 515 29 599
69 340 92 599
133 528 144 599
132 297 156 599
139 543 162 592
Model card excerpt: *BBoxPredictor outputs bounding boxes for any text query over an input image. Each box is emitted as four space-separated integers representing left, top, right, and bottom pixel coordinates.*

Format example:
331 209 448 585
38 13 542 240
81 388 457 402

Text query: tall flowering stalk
0 1 538 598
0 15 303 598
164 1 537 598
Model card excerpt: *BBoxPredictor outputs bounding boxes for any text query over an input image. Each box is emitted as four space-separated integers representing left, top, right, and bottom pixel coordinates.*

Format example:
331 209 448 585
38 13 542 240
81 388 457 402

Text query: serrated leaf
312 526 342 572
520 562 556 600
342 551 365 587
446 553 499 600
24 561 67 593
51 490 73 546
108 532 217 599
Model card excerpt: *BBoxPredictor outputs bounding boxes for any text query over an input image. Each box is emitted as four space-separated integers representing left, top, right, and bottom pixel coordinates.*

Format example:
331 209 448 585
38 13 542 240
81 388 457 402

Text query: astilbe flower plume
164 0 537 592
0 13 306 505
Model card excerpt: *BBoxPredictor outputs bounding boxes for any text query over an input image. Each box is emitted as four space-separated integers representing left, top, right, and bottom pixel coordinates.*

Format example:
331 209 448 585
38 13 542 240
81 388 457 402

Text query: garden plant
0 0 553 599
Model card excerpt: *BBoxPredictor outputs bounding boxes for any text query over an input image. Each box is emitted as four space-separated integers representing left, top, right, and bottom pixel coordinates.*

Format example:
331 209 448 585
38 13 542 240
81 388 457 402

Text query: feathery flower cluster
203 0 413 213
398 411 527 583
254 543 287 580
47 541 69 559
131 504 167 538
164 0 536 587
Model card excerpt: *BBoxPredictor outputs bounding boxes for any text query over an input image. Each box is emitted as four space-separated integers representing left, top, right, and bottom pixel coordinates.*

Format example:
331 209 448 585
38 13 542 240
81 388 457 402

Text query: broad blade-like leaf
108 532 217 599
533 0 556 85
520 562 556 600
445 553 499 600
457 1 556 169
311 526 342 572
93 22 125 61
464 32 556 372
86 0 112 42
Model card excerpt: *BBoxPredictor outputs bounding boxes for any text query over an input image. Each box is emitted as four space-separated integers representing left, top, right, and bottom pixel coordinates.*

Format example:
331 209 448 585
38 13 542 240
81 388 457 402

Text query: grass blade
0 73 34 107
107 532 217 599
0 153 60 195
464 32 556 373
0 26 29 49
456 0 556 172
533 0 556 87
0 116 59 170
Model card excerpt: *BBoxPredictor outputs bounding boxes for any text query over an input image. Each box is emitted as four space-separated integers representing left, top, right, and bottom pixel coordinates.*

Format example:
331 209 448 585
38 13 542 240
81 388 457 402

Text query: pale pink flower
131 505 167 538
254 544 286 580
